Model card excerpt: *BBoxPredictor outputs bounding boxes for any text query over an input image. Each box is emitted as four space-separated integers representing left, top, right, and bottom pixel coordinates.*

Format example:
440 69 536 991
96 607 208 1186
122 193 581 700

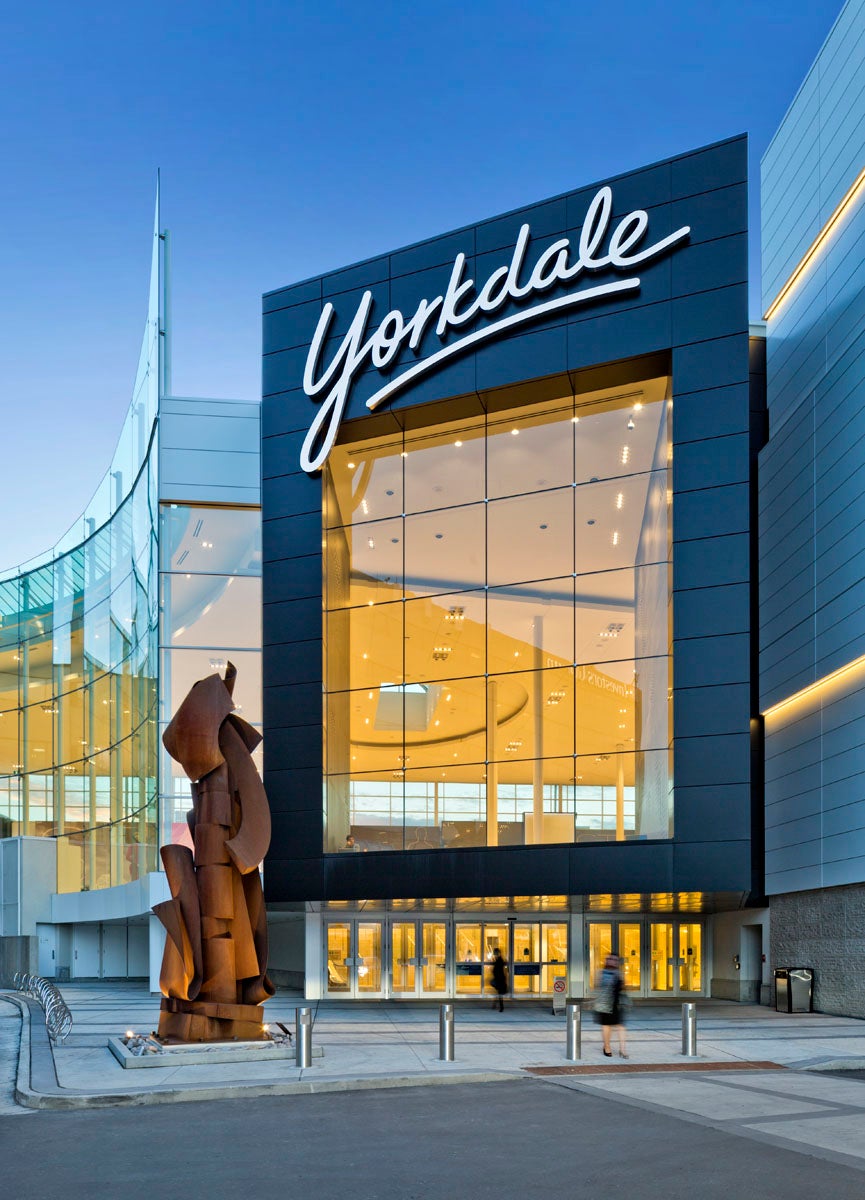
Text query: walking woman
490 947 508 1012
595 953 628 1058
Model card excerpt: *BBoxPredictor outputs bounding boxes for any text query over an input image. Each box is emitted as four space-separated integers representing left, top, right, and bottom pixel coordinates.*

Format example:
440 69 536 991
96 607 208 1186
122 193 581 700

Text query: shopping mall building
3 0 865 1015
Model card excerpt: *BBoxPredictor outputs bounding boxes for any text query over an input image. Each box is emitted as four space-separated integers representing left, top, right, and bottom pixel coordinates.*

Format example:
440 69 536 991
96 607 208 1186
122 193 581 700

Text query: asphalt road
1 1079 863 1200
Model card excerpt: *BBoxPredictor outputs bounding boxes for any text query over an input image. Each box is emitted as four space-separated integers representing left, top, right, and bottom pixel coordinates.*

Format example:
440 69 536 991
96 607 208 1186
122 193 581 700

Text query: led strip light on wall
764 162 865 321
763 650 865 719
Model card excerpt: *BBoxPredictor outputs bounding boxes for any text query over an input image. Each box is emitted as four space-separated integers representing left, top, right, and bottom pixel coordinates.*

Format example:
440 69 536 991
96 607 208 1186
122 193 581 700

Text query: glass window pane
325 437 403 529
404 505 485 597
403 417 485 513
487 578 575 675
162 574 261 649
160 505 261 575
325 517 403 610
487 401 573 499
487 488 573 586
404 590 486 683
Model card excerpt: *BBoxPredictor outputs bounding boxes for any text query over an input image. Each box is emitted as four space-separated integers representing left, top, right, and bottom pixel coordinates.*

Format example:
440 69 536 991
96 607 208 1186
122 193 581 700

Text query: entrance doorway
390 921 447 996
324 920 384 998
648 922 702 994
586 919 703 997
454 921 568 998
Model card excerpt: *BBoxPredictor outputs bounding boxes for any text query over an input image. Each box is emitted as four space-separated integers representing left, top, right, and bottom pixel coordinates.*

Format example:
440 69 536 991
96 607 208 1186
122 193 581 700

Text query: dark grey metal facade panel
261 136 760 903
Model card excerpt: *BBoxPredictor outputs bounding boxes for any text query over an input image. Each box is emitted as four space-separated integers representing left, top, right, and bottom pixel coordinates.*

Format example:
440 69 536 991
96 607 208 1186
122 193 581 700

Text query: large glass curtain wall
0 459 160 891
158 504 262 848
323 380 673 852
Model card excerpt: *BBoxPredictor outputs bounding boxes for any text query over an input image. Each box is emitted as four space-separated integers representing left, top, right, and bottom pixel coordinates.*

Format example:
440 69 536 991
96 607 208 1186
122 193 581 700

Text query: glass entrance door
391 921 448 997
324 920 384 998
513 922 569 996
649 921 702 995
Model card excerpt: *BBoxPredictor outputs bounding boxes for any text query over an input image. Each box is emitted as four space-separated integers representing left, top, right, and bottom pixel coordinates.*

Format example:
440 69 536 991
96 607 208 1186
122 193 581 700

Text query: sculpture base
157 996 270 1043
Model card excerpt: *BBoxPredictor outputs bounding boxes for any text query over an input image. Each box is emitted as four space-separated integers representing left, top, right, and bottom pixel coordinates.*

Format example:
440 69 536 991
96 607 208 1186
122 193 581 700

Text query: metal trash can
774 967 814 1013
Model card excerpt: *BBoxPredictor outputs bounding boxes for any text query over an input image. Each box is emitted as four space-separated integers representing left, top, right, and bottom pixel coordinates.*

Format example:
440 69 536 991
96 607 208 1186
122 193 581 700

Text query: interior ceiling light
612 531 619 546
627 417 635 430
347 461 356 470
511 428 519 436
546 689 567 706
445 607 465 623
367 537 375 550
455 440 463 447
634 402 643 411
616 493 624 509
432 646 452 661
621 446 630 464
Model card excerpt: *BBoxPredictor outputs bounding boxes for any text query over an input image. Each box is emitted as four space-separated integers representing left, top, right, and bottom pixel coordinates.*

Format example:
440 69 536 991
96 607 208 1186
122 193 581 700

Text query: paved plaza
4 984 865 1172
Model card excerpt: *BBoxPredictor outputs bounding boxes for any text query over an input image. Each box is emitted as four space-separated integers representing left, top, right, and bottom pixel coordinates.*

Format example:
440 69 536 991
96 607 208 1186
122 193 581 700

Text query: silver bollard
439 1002 454 1061
566 1000 581 1061
296 1006 312 1068
681 1002 697 1057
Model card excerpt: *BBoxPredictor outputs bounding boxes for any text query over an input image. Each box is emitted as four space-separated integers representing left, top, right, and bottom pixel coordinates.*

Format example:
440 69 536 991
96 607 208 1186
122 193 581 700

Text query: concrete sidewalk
5 983 865 1097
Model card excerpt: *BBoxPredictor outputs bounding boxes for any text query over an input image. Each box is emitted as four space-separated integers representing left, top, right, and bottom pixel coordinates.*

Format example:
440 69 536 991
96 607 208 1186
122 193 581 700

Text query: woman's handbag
592 986 614 1014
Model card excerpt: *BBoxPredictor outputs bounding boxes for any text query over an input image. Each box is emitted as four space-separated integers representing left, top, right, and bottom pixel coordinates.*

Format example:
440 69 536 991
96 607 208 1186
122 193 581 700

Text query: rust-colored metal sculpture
153 662 274 1042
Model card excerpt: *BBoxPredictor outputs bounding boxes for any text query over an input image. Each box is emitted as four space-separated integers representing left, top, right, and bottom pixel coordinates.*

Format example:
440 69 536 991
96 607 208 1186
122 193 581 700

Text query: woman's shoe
619 1052 628 1059
602 1049 612 1057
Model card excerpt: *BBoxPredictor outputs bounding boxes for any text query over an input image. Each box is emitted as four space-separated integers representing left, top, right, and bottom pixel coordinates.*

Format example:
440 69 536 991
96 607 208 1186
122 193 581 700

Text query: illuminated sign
299 186 690 472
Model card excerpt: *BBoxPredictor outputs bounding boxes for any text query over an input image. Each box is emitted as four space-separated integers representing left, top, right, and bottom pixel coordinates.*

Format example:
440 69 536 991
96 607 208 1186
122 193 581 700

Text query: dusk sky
0 0 844 568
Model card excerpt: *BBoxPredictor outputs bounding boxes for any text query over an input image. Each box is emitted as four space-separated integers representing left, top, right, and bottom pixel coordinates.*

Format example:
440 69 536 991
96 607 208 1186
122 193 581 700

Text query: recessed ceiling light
511 428 519 436
455 440 463 447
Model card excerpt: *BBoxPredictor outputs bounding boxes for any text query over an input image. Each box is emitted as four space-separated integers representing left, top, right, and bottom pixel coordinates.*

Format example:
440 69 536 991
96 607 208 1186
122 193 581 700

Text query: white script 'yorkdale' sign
299 186 690 473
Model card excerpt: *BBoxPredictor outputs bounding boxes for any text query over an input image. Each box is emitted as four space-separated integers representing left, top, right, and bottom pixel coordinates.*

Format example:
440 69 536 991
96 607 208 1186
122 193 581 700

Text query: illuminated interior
322 375 674 852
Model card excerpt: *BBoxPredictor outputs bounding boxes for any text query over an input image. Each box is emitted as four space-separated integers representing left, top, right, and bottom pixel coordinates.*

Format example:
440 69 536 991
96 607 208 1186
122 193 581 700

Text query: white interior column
615 742 625 841
486 679 498 845
532 616 544 844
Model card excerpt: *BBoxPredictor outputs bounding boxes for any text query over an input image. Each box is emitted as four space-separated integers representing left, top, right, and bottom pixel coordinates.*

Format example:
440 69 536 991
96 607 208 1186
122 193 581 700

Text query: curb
3 994 516 1110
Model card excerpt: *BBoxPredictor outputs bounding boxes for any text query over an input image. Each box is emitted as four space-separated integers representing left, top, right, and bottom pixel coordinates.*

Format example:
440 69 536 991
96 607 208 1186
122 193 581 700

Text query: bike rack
12 972 73 1044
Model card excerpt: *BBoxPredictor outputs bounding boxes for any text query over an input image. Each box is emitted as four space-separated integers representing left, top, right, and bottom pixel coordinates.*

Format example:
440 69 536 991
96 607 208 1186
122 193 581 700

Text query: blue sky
0 0 844 567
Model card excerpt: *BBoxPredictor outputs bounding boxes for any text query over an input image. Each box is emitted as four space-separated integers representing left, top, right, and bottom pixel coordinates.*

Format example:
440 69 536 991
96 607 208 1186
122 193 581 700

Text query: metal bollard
565 1000 581 1061
681 1002 697 1057
439 1002 454 1061
296 1006 312 1068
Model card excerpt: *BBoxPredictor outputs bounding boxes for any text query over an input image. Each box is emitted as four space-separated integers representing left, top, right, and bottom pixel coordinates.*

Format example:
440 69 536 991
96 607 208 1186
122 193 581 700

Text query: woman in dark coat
596 953 628 1057
490 948 508 1011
